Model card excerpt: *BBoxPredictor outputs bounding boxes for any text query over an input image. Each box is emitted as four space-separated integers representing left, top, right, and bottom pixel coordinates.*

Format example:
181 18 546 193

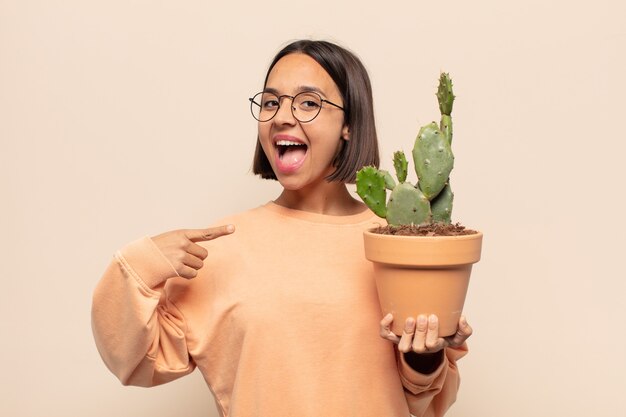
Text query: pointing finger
187 225 235 242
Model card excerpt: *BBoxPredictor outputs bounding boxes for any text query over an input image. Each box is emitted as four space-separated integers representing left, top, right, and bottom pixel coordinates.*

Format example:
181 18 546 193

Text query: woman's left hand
379 314 472 354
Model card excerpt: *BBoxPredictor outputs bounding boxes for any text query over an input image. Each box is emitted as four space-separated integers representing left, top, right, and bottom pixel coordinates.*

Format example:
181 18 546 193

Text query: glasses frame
248 91 344 123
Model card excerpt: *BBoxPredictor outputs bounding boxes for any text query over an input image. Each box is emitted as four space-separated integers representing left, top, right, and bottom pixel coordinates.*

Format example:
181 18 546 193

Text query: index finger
186 225 235 242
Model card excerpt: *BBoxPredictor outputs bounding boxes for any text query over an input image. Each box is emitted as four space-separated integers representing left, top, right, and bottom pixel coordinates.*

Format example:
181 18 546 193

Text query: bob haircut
252 40 380 183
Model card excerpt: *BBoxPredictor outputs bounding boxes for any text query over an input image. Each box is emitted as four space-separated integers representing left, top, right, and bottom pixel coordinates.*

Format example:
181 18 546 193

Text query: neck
274 181 366 216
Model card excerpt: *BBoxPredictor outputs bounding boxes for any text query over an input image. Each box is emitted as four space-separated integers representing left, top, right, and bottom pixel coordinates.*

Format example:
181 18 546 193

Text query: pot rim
364 228 483 241
363 228 483 266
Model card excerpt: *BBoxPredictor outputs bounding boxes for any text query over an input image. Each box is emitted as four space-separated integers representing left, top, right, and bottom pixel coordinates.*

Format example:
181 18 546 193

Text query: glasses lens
293 92 322 122
250 92 279 122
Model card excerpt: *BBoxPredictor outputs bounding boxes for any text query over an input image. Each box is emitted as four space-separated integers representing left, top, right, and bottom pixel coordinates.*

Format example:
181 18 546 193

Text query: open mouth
276 140 308 164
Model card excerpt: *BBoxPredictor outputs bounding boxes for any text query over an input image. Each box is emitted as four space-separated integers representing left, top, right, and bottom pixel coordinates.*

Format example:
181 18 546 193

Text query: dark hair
252 40 379 183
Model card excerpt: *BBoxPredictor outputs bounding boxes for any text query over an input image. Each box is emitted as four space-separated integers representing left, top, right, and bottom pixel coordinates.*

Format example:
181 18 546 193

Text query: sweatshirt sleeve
398 344 468 417
91 236 196 387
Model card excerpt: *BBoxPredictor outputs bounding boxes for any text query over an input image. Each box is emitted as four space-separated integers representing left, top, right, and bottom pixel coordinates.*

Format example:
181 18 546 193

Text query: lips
273 135 308 174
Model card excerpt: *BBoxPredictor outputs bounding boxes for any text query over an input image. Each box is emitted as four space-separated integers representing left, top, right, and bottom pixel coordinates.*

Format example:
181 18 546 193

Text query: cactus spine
356 73 456 226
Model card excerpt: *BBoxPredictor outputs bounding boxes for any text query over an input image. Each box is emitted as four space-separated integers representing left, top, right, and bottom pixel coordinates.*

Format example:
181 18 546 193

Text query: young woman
92 40 472 417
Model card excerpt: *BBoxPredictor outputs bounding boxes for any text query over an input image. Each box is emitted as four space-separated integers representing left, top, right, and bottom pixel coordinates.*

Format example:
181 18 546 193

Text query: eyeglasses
249 91 344 123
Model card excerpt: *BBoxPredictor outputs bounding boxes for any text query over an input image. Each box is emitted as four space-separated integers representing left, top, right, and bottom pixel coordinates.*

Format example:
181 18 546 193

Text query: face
258 53 349 191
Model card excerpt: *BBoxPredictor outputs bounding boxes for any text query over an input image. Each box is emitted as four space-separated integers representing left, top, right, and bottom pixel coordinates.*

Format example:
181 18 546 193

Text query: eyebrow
263 85 327 97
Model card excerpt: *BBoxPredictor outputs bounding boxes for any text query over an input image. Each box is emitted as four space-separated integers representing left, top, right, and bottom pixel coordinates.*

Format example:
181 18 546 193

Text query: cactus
355 166 387 218
356 72 456 226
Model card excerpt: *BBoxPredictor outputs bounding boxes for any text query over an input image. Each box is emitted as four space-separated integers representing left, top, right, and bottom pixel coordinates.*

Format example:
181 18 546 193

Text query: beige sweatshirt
92 202 467 417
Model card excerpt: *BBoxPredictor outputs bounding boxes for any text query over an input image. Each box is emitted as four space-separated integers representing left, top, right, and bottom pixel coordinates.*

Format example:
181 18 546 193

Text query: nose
272 96 297 125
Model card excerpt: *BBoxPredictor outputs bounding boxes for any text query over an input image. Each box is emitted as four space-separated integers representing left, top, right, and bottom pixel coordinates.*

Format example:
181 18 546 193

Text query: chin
276 177 305 191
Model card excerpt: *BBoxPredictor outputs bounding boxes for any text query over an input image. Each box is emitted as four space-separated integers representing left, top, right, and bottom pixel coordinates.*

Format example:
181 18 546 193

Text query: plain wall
1 0 625 416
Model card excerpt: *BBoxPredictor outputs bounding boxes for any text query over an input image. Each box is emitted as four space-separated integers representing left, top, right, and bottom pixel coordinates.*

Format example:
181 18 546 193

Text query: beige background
1 0 625 416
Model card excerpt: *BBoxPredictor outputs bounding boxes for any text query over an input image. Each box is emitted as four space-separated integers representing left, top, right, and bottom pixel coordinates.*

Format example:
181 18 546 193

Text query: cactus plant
357 72 457 226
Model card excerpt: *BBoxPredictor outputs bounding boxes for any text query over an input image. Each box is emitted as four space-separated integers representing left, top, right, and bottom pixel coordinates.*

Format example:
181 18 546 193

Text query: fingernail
417 315 427 326
226 225 235 233
429 314 438 324
384 313 393 320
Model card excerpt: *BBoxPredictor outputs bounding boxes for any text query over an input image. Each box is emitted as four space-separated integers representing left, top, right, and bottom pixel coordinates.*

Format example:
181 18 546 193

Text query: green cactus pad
356 166 387 218
393 151 408 183
380 170 397 190
431 183 454 223
413 122 454 200
386 183 431 226
437 73 455 116
440 114 453 145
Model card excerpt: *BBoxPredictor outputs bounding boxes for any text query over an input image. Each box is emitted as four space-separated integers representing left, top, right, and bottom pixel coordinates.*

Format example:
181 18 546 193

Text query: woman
92 40 472 417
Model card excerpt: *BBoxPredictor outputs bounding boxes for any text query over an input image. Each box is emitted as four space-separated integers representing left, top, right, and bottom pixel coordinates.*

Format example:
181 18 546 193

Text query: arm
380 314 472 417
91 224 233 386
397 344 468 417
91 237 195 387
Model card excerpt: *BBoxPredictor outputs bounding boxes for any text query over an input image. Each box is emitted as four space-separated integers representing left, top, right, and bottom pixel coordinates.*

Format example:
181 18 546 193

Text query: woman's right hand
151 225 235 279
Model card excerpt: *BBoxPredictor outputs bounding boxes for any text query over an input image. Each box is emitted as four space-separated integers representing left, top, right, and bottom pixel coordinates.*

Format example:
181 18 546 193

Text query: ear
341 125 350 141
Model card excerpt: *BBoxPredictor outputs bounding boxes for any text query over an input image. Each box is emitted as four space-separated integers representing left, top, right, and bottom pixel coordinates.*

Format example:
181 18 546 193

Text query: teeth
276 140 304 146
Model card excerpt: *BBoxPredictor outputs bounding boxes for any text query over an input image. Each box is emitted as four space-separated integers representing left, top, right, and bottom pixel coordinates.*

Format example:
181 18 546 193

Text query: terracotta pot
363 230 483 337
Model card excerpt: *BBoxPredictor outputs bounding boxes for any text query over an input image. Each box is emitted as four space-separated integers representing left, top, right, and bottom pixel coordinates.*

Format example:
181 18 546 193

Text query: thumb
446 316 473 347
186 224 235 242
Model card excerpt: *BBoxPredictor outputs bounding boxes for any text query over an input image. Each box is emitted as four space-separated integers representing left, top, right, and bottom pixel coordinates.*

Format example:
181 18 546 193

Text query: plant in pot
356 73 482 337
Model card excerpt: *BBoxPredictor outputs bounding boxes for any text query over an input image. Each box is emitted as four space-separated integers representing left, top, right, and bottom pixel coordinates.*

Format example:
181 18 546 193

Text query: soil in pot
371 222 478 237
